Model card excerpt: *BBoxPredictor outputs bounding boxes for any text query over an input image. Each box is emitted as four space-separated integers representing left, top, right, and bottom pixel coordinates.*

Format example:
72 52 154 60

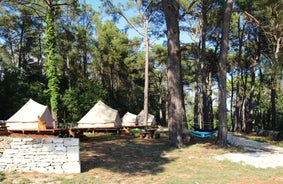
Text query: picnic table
139 128 160 139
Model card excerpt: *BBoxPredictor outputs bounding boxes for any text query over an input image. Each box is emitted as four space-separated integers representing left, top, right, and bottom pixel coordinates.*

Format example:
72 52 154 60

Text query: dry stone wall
0 137 80 174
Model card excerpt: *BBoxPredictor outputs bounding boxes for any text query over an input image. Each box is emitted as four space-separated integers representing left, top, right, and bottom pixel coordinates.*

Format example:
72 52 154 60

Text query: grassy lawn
1 132 283 184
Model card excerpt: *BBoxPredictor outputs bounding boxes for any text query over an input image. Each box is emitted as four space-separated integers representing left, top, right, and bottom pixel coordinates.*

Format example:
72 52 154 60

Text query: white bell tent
6 99 54 130
137 110 156 126
78 100 122 128
121 112 138 126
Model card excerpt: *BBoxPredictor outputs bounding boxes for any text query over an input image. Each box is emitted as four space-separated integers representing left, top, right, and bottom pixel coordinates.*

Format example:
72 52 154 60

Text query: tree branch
179 0 198 20
241 11 272 43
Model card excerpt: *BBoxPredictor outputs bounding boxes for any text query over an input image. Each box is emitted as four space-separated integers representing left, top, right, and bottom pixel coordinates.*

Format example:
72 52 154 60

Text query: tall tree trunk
258 67 264 129
246 58 256 133
66 54 71 89
217 0 234 147
194 50 201 129
234 16 245 132
162 0 188 148
158 88 163 125
38 23 43 73
8 36 16 64
201 0 212 131
241 72 248 132
83 28 88 78
65 28 71 90
110 63 114 100
230 72 234 131
143 24 149 126
208 71 213 128
254 35 262 130
235 70 241 132
158 72 165 125
269 1 282 131
270 77 276 130
18 23 24 69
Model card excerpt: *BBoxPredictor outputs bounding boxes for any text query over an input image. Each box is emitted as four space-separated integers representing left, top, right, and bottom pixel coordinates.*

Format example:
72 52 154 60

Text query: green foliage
130 128 146 135
278 141 283 148
0 65 47 119
60 79 108 123
61 89 80 122
44 7 60 120
92 16 157 115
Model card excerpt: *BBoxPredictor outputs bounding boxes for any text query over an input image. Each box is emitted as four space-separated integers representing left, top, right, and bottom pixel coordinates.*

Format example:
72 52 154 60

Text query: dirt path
227 132 283 153
215 132 283 169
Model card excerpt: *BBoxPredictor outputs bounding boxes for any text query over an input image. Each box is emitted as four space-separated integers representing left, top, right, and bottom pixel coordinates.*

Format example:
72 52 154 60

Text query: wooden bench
68 129 85 138
37 115 47 131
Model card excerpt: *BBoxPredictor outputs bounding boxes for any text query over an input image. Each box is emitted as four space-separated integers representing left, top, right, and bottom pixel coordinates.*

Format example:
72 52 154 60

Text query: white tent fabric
78 100 122 128
121 112 137 126
137 110 156 126
6 99 54 130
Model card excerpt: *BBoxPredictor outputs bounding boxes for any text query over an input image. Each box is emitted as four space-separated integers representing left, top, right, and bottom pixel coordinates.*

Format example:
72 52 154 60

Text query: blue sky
84 0 140 39
83 0 194 46
83 0 167 45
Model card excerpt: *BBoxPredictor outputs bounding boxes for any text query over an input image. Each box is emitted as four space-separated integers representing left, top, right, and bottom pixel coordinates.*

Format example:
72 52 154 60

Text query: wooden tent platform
7 125 159 138
0 126 9 136
7 127 120 138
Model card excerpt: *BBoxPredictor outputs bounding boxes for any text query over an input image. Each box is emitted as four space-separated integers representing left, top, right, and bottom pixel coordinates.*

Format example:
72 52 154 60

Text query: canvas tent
137 110 156 126
77 100 122 128
121 112 138 126
6 99 54 130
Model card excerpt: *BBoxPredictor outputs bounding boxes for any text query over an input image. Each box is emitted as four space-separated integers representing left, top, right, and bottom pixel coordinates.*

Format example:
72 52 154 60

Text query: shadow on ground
188 135 219 147
80 134 175 175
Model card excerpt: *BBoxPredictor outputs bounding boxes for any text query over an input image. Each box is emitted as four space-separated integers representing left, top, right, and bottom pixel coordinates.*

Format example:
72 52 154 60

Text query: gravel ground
215 132 283 169
215 152 283 169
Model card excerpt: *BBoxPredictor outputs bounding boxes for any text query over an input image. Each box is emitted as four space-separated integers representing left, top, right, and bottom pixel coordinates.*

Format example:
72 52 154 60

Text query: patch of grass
83 132 119 139
250 138 267 143
130 128 146 135
166 177 192 184
0 172 5 182
60 174 103 184
18 177 31 184
10 171 20 179
50 176 66 183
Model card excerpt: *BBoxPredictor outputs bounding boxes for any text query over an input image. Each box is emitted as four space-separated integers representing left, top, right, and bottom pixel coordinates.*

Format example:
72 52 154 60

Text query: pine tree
217 0 234 147
162 0 188 148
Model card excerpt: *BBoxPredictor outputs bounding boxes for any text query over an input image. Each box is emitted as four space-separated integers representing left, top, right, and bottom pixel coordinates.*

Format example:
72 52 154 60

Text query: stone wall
0 137 80 174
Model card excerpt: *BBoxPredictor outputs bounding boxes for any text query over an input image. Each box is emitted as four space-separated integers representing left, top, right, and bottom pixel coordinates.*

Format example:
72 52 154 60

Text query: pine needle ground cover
1 133 283 184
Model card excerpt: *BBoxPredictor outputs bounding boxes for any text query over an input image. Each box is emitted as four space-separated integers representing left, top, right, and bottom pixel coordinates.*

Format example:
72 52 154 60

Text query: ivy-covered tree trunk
162 0 188 148
44 5 59 128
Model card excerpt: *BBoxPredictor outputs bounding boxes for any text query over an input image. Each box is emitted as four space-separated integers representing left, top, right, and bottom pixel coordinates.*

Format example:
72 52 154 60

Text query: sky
84 0 142 39
83 0 168 45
